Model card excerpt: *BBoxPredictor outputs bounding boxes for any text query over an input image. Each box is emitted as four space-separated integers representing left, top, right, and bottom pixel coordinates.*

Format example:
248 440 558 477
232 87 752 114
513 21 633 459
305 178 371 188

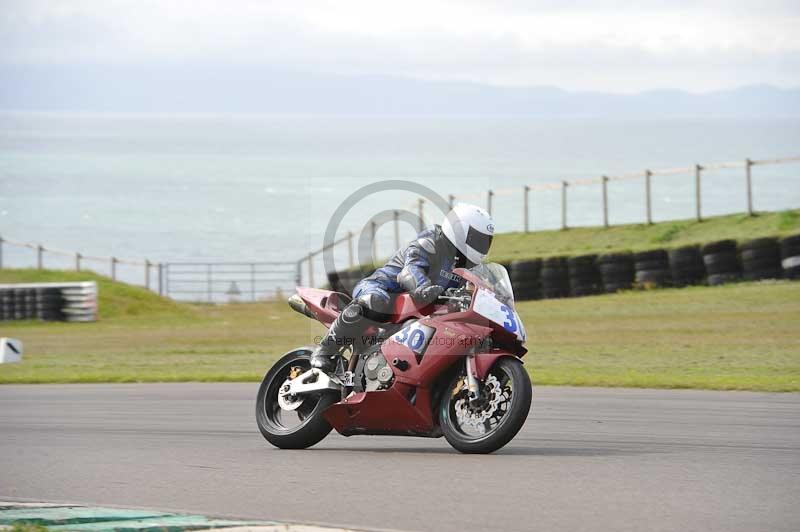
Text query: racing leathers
311 224 469 370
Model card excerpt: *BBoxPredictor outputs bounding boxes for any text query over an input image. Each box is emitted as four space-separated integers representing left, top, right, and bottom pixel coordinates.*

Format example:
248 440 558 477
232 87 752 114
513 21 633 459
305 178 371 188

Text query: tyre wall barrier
740 237 782 281
0 281 98 322
597 252 634 293
324 233 800 303
540 256 570 299
509 259 542 301
327 267 376 296
781 234 800 279
567 254 603 297
701 239 741 286
669 245 705 287
634 249 671 288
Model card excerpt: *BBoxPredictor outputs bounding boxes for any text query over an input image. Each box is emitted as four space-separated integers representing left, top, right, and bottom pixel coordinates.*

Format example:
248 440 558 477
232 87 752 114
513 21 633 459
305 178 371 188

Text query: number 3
500 304 517 333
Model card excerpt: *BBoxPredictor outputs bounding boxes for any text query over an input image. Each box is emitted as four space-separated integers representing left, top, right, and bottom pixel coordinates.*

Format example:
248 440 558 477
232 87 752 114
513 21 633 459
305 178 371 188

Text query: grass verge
1 269 798 391
489 209 800 261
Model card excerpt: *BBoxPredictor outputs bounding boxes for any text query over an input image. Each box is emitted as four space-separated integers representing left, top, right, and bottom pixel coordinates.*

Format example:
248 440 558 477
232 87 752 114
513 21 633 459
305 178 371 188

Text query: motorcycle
255 262 531 454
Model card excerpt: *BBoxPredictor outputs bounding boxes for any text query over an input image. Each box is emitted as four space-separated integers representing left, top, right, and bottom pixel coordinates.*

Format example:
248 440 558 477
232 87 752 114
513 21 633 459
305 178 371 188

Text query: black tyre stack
597 252 634 293
567 254 603 296
0 290 10 321
540 257 570 299
326 271 345 293
509 259 542 301
343 272 360 295
634 249 672 288
668 245 705 287
701 240 740 286
779 234 800 280
0 287 52 321
16 288 36 320
0 282 94 322
332 266 374 296
36 287 65 321
740 237 782 281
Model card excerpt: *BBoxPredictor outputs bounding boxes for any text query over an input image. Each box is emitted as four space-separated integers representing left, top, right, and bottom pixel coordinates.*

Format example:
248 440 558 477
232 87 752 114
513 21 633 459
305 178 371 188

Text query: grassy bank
1 269 798 391
489 209 800 261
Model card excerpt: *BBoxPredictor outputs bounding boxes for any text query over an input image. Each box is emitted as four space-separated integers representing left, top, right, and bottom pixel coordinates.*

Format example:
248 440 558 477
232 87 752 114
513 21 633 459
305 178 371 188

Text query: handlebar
436 286 472 310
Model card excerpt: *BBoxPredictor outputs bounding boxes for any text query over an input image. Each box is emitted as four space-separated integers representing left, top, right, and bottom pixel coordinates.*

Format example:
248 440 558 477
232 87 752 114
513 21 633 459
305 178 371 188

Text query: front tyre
256 348 338 449
440 357 532 454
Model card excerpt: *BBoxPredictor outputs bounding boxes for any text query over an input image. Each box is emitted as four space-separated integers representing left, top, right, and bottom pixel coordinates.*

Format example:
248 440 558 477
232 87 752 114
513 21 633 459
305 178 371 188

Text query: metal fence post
417 198 425 231
75 252 81 271
158 263 164 295
307 253 314 288
111 257 117 280
250 263 256 302
523 186 530 233
746 158 754 215
0 236 3 269
370 220 377 261
37 245 44 269
561 181 568 230
207 263 212 302
645 169 653 224
448 194 455 209
347 231 354 268
602 176 609 227
393 210 400 249
295 260 302 287
487 189 494 215
695 164 703 222
145 259 150 289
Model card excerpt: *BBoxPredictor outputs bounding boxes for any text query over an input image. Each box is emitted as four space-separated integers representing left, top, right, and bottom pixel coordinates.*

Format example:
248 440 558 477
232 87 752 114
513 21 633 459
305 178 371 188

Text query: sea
1 112 798 295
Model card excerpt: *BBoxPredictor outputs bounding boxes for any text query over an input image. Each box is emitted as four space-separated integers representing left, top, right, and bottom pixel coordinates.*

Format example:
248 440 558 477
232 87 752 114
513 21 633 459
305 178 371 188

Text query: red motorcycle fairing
301 267 527 438
322 383 437 437
322 351 523 437
381 319 491 387
322 312 521 437
295 287 347 328
296 286 433 328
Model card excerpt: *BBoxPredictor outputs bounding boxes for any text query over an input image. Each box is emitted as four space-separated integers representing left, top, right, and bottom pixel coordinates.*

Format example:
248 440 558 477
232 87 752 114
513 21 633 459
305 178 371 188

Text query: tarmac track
1 383 798 532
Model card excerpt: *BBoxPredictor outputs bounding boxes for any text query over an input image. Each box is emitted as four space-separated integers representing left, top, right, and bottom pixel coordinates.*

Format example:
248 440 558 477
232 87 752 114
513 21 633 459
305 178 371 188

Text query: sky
1 0 799 92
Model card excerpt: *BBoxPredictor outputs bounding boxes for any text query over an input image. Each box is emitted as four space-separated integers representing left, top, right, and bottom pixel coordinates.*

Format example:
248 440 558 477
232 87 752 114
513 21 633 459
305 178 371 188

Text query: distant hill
1 64 798 117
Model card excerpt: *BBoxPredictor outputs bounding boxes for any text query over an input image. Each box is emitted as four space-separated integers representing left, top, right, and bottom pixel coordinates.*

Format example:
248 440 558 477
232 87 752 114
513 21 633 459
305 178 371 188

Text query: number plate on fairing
473 288 526 342
390 320 436 355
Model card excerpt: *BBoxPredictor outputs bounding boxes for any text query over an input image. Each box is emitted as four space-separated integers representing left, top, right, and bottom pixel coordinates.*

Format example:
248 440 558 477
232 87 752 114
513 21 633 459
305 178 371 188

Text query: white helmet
441 203 495 266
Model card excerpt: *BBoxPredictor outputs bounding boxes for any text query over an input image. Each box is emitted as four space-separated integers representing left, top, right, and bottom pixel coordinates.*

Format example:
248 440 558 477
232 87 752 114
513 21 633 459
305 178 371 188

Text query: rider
311 203 495 371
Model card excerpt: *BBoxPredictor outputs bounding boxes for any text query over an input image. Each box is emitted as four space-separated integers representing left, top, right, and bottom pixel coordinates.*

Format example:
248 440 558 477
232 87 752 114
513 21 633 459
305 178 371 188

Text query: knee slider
355 294 392 322
341 301 365 324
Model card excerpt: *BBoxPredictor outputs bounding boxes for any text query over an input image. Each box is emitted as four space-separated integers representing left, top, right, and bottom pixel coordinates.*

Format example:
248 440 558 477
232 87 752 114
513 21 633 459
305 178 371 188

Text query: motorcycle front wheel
255 348 338 449
439 357 532 454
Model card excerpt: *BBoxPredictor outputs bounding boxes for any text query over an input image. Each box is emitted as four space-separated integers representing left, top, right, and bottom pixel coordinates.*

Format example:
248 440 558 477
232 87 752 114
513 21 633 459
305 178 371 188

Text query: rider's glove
411 283 444 304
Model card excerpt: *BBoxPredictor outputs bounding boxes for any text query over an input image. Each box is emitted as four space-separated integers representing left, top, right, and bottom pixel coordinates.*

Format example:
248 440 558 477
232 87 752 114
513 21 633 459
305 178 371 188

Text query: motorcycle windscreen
472 288 526 342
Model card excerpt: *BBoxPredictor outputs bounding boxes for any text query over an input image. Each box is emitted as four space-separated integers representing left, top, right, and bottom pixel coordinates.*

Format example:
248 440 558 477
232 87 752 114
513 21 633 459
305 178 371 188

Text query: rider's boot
310 302 367 372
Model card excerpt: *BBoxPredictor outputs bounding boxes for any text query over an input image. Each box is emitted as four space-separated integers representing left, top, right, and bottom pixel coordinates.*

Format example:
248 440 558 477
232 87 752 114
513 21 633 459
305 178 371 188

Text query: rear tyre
439 357 532 454
256 348 338 449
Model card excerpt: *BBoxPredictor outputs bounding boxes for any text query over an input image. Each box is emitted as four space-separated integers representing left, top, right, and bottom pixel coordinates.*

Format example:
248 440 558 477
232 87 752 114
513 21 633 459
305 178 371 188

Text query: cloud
1 0 798 91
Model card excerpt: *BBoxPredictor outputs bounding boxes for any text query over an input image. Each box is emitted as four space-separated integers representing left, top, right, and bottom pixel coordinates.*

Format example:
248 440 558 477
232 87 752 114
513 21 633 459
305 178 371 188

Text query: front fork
465 353 481 403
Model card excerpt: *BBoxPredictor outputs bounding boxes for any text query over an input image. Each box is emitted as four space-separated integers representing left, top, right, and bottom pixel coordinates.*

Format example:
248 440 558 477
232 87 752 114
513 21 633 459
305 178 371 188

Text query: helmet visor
466 226 493 255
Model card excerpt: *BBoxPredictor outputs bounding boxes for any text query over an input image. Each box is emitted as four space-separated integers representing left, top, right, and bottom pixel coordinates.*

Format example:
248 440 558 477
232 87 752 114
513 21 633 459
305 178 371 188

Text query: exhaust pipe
288 294 317 320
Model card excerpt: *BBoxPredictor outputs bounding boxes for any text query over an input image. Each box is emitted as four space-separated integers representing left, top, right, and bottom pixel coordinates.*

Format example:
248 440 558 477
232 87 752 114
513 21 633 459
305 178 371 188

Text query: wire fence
297 155 800 287
3 155 798 295
0 238 301 303
163 262 300 303
0 235 165 293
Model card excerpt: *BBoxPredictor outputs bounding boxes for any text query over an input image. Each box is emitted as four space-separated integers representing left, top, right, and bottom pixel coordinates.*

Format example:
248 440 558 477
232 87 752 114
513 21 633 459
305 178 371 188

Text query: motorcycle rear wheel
439 357 532 454
256 348 338 449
